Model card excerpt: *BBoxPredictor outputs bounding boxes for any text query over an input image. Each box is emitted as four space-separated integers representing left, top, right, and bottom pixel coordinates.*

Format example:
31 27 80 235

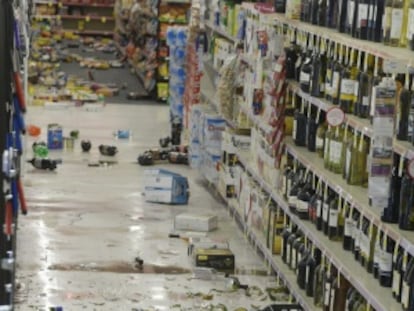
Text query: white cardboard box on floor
174 213 218 232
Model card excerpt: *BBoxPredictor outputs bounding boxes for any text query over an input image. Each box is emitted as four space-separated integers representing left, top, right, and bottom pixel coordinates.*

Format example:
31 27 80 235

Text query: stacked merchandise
189 105 226 185
166 26 188 116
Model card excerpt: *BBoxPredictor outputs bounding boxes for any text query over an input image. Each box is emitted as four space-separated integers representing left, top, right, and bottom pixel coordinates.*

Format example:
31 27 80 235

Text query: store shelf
218 192 314 310
283 137 414 257
63 29 114 36
236 151 403 311
159 18 188 25
61 1 115 7
60 14 115 21
241 2 414 69
205 20 238 43
288 80 414 160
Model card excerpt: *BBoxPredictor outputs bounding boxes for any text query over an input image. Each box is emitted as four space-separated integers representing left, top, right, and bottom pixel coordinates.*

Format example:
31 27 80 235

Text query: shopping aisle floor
14 103 278 311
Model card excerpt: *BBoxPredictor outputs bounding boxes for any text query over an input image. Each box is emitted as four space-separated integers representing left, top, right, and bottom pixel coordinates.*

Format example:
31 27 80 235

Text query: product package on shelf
166 26 188 118
368 78 396 210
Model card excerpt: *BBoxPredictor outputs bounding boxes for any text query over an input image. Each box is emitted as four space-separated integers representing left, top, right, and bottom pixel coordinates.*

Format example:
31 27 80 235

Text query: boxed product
143 169 189 205
187 237 229 256
193 248 235 274
174 213 218 232
47 123 63 150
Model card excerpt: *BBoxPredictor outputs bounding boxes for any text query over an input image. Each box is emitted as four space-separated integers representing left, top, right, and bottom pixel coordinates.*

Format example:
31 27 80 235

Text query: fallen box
174 213 218 232
143 169 189 205
187 238 229 256
193 248 235 274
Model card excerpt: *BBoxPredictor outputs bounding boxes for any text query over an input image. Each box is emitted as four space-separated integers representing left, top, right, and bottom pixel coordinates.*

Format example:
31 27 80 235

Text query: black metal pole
0 0 13 305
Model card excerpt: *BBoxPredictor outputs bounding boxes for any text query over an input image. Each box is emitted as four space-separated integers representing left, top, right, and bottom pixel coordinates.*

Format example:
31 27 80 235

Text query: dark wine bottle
392 248 404 302
298 248 310 289
310 0 319 24
343 203 354 251
372 0 385 42
338 0 349 32
326 0 339 28
355 0 370 39
300 47 313 93
293 99 308 146
318 0 328 26
339 48 358 113
281 224 292 263
297 172 315 219
382 153 403 223
310 38 327 98
306 246 321 296
396 73 411 141
325 41 335 102
356 53 374 118
332 44 344 106
328 194 340 240
402 257 414 310
378 234 395 287
322 186 332 235
399 171 414 231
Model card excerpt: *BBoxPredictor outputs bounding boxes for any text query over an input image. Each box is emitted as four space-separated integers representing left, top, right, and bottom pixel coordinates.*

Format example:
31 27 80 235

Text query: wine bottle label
402 281 410 308
316 200 322 217
329 209 339 227
324 136 330 158
373 242 380 266
329 286 336 311
297 199 309 212
329 140 342 164
407 9 414 40
353 81 360 98
362 95 369 106
340 79 356 100
306 265 310 283
288 195 298 207
344 218 354 237
392 270 401 293
326 70 332 95
332 72 341 96
348 1 355 25
379 250 393 272
354 228 361 248
324 282 331 306
300 71 311 83
316 136 324 149
358 3 369 27
390 9 403 39
384 7 392 31
322 203 329 221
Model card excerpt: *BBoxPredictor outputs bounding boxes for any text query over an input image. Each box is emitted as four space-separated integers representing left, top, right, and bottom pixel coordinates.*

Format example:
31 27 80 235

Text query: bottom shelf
62 28 114 36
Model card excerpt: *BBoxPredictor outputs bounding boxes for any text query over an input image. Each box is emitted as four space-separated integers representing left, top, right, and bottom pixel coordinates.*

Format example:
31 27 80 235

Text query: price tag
383 59 407 74
407 158 414 179
326 107 345 127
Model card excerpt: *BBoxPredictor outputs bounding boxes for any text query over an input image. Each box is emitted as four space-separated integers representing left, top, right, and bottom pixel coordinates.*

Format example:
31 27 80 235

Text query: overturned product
81 140 92 152
99 145 118 156
27 158 61 170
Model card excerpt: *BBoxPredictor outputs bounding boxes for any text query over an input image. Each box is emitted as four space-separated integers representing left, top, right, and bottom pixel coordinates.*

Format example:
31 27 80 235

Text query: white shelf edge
236 151 403 311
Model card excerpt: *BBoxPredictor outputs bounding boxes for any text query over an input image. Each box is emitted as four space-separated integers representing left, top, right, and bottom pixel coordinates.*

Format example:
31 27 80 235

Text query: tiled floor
14 104 281 310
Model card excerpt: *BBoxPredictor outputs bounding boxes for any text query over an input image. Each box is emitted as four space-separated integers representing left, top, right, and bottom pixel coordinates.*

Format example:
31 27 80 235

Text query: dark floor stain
48 261 190 275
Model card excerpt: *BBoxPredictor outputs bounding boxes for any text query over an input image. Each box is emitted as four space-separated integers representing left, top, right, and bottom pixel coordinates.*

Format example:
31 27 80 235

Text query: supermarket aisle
14 104 279 310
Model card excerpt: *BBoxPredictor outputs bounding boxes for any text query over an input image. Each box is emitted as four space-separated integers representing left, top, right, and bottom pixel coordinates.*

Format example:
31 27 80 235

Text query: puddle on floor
48 261 191 274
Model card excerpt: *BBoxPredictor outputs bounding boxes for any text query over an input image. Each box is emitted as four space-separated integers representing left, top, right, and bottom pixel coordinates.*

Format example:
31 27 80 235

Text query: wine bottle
353 212 362 261
378 234 395 287
318 0 328 26
341 124 352 180
301 0 312 22
285 45 299 80
329 126 344 174
343 203 354 251
315 180 325 231
390 0 405 46
400 0 410 47
392 245 403 300
297 171 315 219
338 0 349 32
325 41 335 102
383 0 394 44
310 38 327 98
286 230 298 267
323 186 334 235
281 163 293 199
328 194 340 240
310 0 319 24
332 44 344 106
288 168 306 213
306 246 321 296
326 0 339 28
396 73 411 141
324 125 333 169
348 132 369 186
346 0 357 35
293 98 308 146
382 153 403 223
373 0 385 42
307 106 319 152
367 222 378 273
340 49 359 114
299 44 313 93
313 257 326 307
356 52 373 118
402 256 414 310
291 232 304 271
315 121 327 160
373 229 382 278
399 171 414 230
323 262 334 310
281 222 292 263
408 0 414 50
367 0 377 39
355 0 371 39
298 248 310 289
